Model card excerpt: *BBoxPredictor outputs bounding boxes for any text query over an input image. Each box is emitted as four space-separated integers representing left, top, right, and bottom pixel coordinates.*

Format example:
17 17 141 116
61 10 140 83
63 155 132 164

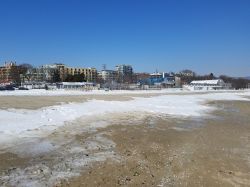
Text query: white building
57 82 96 90
150 72 162 79
184 79 228 91
99 70 117 82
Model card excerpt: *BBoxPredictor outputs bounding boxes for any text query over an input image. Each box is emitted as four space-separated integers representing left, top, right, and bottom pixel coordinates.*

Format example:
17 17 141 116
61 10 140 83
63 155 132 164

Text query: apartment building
21 63 97 83
0 62 20 84
115 64 133 83
57 64 97 82
98 70 118 82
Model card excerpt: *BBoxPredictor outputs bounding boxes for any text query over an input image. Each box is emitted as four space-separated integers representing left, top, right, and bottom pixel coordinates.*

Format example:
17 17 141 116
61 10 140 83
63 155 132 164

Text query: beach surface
0 89 250 186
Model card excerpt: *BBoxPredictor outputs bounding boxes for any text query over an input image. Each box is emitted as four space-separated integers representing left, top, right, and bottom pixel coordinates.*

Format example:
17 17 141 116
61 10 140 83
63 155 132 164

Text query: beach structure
56 82 96 90
21 81 46 89
138 71 180 88
183 79 228 91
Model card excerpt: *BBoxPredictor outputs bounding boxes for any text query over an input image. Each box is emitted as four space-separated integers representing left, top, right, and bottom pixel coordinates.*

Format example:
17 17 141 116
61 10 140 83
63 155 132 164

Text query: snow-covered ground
0 88 248 96
0 89 179 96
0 90 250 146
0 90 250 187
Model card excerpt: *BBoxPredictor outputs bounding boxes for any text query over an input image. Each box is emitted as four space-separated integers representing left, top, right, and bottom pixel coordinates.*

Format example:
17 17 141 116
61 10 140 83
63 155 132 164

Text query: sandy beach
59 100 250 187
0 90 250 187
0 93 162 110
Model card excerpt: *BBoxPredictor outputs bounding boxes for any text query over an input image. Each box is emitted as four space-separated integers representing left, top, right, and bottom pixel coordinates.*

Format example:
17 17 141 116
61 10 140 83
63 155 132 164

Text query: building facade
179 70 195 77
98 70 118 83
57 82 96 90
184 79 228 91
0 62 20 84
20 63 97 84
57 64 97 82
116 64 133 83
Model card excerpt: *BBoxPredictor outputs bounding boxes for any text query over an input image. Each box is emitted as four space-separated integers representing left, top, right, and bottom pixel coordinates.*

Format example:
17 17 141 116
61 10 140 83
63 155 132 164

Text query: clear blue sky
0 0 249 76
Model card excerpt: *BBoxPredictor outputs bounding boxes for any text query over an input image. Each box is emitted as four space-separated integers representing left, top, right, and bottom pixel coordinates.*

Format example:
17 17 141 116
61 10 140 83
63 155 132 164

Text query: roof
61 82 93 86
150 72 162 76
190 79 224 85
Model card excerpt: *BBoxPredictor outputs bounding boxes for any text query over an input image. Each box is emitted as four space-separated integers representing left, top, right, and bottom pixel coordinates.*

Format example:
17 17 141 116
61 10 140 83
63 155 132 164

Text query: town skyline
0 60 249 78
1 0 250 77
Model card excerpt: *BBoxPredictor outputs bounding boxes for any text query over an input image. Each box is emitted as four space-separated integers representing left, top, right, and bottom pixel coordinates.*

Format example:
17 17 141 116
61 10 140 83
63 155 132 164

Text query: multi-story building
135 73 150 82
42 64 58 82
137 71 181 88
150 72 163 79
55 64 97 82
179 69 195 77
0 62 20 84
23 68 44 82
31 63 97 83
116 64 133 83
22 65 57 83
98 70 118 83
21 63 97 83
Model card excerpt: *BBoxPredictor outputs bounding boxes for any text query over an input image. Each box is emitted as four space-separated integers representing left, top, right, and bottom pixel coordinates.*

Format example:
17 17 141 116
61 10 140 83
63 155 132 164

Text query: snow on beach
0 90 250 187
0 90 249 144
0 88 247 96
0 89 178 96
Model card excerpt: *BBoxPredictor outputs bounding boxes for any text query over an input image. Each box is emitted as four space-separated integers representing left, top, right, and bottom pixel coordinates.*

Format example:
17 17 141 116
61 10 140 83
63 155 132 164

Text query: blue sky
0 0 249 76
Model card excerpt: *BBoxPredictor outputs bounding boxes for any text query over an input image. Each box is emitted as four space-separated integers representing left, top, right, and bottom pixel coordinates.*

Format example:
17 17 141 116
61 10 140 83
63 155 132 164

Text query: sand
0 90 239 109
59 100 250 187
0 93 164 110
0 93 250 186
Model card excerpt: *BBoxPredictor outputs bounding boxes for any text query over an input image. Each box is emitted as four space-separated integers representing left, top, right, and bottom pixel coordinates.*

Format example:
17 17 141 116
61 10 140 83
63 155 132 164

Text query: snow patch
0 92 249 144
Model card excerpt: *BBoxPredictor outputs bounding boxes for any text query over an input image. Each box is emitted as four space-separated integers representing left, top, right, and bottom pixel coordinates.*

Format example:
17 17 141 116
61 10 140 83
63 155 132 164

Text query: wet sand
0 94 250 186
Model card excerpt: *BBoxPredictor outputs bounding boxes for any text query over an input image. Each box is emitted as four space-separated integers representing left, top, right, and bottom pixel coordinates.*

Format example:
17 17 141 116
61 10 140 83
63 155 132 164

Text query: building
179 70 195 77
25 63 97 83
137 71 180 88
0 62 20 84
162 76 175 87
183 79 228 91
57 82 96 90
22 68 44 83
174 76 181 87
20 63 97 84
21 65 58 83
116 64 133 83
57 64 97 82
98 70 118 83
148 72 164 85
150 72 163 79
135 73 150 81
21 81 46 89
41 64 58 82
